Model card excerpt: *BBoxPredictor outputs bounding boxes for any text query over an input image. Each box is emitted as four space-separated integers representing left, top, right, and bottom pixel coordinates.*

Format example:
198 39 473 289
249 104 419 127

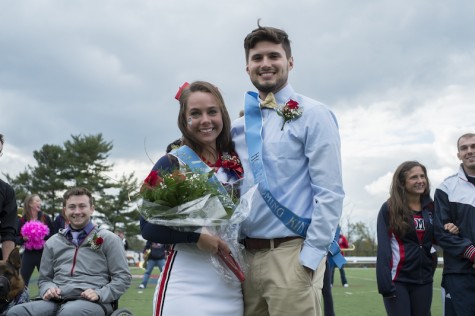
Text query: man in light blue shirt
231 21 344 316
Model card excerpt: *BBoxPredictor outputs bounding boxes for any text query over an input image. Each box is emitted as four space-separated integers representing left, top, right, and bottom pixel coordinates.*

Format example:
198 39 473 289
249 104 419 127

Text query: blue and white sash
328 225 347 269
244 91 310 237
171 145 228 196
244 91 346 268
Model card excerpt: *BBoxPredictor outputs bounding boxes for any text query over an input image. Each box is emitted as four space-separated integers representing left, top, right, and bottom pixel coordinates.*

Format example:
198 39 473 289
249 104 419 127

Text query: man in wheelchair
7 187 132 316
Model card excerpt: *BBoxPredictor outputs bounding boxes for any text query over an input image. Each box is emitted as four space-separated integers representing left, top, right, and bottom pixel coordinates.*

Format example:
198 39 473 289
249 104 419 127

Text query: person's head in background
457 133 475 176
23 194 42 221
388 161 430 236
166 138 182 153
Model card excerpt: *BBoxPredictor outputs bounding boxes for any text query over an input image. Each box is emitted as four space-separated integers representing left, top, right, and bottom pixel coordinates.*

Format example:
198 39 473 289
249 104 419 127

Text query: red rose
286 99 299 110
95 236 104 245
220 153 244 178
144 170 162 188
222 159 240 170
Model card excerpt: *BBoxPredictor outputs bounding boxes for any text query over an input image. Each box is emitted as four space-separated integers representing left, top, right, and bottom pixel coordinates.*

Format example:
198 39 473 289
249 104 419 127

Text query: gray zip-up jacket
38 226 132 303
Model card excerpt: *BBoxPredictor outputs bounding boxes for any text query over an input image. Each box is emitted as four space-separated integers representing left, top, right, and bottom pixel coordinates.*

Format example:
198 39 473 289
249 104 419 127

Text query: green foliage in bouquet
140 167 238 222
141 168 217 207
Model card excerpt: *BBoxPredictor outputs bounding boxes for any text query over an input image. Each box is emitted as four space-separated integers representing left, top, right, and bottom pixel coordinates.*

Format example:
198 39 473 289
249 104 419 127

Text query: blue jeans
141 258 166 288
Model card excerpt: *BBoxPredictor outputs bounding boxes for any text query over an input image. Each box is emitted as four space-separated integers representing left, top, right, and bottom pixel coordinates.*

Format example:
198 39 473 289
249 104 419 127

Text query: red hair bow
175 82 190 100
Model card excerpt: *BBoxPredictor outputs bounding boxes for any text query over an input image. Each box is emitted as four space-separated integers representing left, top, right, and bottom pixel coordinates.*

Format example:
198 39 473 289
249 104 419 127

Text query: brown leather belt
242 237 301 250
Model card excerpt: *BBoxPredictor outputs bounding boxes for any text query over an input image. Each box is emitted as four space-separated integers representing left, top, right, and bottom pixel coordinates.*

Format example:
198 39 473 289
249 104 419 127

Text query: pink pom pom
21 221 50 250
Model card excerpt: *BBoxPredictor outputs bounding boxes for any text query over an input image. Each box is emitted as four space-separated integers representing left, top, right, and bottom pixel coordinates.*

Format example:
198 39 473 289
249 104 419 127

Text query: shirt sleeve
376 202 396 297
0 182 18 243
300 106 345 270
434 188 473 257
38 241 56 296
96 232 132 302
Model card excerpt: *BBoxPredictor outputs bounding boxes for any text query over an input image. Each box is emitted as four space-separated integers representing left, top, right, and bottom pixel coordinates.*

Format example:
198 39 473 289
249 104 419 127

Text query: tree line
4 133 380 254
347 221 377 256
5 133 143 249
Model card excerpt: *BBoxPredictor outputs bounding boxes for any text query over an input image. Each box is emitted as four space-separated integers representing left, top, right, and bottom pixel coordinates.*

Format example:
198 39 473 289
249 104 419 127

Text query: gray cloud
1 0 475 229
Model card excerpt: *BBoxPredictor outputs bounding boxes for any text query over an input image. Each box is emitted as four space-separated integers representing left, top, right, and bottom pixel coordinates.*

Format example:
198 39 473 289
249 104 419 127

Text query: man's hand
304 266 314 279
43 287 62 301
444 223 460 234
81 289 100 302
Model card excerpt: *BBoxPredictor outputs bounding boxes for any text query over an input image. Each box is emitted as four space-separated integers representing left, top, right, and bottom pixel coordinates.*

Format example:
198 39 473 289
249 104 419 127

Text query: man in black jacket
138 241 167 289
434 133 475 316
0 133 18 261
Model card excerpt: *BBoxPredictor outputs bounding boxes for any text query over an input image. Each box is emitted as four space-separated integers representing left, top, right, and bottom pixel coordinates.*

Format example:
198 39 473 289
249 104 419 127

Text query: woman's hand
197 229 230 254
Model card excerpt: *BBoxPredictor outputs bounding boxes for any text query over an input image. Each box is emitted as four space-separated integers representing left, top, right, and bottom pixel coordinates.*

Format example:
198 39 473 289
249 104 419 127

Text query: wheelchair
110 299 133 316
30 296 134 316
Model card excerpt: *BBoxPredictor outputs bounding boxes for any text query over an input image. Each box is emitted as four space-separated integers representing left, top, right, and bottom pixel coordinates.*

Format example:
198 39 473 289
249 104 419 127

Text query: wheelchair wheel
110 307 134 316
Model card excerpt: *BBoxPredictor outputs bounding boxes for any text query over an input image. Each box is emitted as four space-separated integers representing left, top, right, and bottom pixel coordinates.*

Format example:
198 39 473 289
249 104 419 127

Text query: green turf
331 267 443 315
28 266 444 315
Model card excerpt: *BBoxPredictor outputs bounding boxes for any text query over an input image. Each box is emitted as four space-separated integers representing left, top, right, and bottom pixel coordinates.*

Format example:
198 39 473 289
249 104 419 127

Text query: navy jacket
434 165 475 275
376 195 436 297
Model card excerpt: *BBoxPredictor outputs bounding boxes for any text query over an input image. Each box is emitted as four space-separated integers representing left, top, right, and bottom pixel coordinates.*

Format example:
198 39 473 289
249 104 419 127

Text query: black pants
20 249 43 286
383 281 432 316
322 261 335 316
443 274 475 316
331 266 348 285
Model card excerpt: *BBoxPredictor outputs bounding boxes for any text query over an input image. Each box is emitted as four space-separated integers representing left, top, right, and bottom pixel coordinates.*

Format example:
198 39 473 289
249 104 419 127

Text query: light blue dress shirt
231 84 345 270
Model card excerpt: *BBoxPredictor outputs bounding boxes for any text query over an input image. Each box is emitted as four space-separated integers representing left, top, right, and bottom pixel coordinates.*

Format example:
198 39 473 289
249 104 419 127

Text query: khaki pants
243 238 326 316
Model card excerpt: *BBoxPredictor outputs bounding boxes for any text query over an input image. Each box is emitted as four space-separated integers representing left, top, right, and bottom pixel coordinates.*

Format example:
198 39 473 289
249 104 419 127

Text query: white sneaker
343 284 349 288
138 284 145 289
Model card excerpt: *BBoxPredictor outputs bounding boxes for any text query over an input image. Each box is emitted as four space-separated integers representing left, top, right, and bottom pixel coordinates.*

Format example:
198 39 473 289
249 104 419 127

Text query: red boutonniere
276 99 303 131
219 152 244 178
89 232 104 250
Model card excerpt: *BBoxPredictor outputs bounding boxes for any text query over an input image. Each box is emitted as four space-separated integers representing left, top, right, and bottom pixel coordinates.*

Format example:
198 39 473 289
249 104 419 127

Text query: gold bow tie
260 92 277 109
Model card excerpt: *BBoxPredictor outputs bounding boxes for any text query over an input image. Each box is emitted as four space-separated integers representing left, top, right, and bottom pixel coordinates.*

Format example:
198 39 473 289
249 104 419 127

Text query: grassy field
29 266 444 315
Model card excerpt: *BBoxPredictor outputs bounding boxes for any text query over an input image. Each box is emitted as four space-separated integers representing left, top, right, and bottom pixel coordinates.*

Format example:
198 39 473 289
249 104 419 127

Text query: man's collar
258 84 294 105
63 221 95 236
273 84 294 104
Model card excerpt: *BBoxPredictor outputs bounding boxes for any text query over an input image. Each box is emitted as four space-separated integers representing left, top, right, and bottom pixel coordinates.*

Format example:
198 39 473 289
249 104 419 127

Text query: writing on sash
250 152 265 183
262 189 308 235
287 216 308 235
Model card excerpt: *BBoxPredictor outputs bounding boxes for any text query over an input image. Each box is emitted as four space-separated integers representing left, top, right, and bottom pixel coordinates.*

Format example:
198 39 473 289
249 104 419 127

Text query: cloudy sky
1 0 474 236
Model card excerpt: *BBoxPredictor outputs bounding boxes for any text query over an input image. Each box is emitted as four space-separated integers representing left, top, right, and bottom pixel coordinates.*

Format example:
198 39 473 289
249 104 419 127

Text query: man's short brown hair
63 187 94 207
457 133 475 151
244 20 292 62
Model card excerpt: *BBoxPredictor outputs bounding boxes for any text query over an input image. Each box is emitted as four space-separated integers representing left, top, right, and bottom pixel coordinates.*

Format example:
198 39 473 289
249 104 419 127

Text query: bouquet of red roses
139 167 256 282
140 168 237 226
